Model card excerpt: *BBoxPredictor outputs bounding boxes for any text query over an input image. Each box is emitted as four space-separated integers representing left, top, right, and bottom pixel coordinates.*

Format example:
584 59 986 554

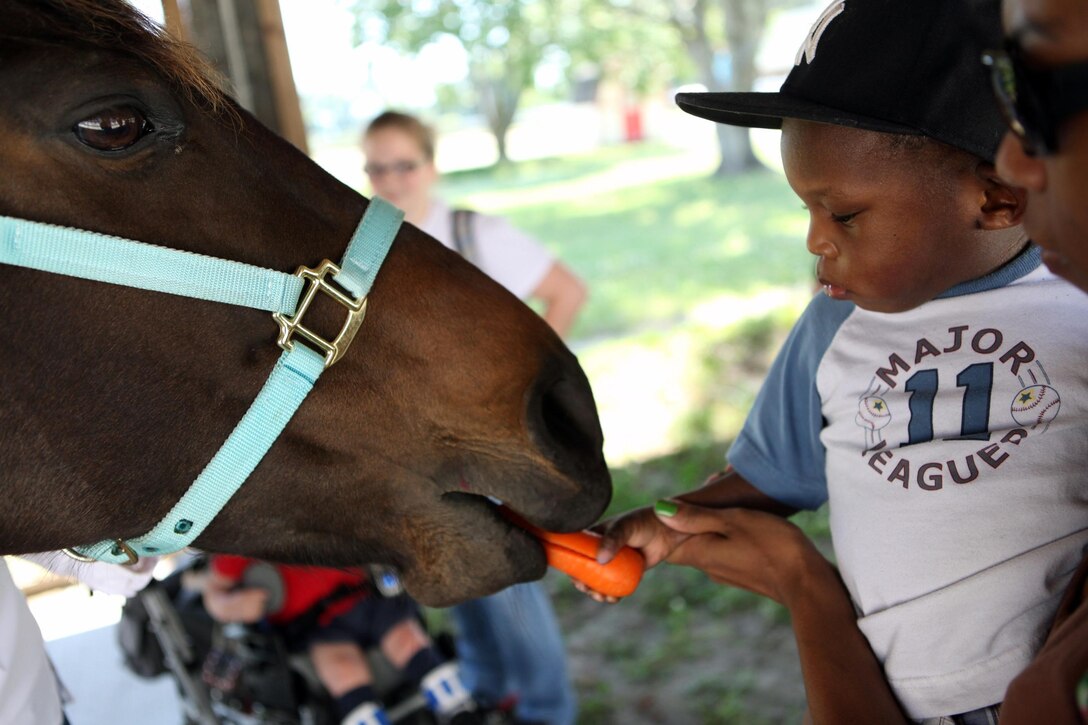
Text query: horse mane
1 0 230 114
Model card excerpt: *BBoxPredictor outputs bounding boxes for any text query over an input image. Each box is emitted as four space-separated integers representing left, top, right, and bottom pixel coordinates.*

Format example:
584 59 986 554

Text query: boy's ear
975 161 1027 230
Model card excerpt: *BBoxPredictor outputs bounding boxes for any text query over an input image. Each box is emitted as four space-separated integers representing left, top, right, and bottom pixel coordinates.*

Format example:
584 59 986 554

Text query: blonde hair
363 111 436 162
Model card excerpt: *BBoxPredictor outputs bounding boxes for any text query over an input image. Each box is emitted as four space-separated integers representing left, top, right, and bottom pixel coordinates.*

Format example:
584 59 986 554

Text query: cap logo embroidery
795 1 846 66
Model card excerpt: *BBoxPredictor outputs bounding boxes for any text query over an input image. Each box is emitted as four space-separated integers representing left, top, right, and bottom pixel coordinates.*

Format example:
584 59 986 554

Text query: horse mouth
446 491 549 559
444 491 546 550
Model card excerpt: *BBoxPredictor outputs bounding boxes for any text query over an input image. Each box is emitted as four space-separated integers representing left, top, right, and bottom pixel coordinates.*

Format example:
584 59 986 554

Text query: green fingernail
654 500 678 517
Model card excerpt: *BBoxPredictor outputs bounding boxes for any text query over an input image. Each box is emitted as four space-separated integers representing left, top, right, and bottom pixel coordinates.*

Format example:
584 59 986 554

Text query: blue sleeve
727 294 854 510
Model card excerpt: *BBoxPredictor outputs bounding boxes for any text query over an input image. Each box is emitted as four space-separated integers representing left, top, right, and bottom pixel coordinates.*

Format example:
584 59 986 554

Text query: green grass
438 142 813 342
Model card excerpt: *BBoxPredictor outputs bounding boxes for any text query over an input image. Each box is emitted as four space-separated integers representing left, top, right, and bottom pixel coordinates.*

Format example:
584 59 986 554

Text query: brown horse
0 0 610 606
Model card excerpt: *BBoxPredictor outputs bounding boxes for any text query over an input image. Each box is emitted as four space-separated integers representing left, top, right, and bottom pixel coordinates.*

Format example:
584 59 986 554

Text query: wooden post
160 0 186 41
168 0 309 154
255 0 308 155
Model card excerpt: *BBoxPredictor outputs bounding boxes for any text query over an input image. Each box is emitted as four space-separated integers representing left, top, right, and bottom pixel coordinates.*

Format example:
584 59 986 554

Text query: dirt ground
557 576 808 724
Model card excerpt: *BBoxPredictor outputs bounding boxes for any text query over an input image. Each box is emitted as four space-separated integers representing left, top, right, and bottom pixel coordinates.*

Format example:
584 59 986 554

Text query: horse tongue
497 504 547 537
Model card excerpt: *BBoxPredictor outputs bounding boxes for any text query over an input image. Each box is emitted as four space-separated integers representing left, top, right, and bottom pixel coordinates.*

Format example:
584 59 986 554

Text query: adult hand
656 502 909 725
19 551 159 597
657 501 828 605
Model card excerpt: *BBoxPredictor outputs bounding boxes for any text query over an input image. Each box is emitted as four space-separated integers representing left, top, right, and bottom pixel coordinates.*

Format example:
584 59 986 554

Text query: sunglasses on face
364 159 423 178
982 40 1088 156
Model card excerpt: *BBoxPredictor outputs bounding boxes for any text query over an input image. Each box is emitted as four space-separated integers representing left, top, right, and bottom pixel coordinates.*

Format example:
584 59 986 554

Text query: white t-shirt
419 199 554 301
0 560 62 725
729 247 1088 717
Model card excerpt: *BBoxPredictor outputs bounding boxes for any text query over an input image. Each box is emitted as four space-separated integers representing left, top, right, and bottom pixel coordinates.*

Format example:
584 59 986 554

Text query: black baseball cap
676 0 1006 161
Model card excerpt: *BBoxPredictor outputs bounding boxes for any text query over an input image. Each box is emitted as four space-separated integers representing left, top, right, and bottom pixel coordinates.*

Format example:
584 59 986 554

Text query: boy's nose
805 221 838 260
995 132 1046 192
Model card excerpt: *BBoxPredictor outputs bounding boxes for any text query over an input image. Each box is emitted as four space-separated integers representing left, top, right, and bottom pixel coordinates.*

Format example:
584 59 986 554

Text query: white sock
420 661 475 716
341 701 390 725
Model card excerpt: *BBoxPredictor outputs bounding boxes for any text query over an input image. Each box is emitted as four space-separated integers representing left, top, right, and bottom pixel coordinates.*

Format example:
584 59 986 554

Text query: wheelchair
118 555 450 725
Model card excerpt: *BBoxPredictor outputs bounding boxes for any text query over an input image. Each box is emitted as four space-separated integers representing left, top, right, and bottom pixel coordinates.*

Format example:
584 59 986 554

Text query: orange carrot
539 531 645 598
501 507 645 598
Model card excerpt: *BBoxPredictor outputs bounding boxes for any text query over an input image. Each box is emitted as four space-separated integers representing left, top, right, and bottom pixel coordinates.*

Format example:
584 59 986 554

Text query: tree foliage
579 0 813 175
351 0 567 162
351 0 816 172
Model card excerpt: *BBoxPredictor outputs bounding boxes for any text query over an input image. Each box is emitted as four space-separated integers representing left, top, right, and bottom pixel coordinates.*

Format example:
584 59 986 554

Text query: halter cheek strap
0 197 404 565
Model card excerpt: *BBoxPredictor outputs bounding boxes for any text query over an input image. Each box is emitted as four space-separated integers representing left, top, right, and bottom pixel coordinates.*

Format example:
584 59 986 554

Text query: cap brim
675 91 924 137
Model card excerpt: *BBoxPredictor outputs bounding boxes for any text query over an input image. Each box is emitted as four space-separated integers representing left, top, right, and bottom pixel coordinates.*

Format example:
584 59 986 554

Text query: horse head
0 0 610 605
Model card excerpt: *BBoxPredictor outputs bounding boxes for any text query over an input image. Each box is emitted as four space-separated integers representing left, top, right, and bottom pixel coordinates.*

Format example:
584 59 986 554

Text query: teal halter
0 198 404 565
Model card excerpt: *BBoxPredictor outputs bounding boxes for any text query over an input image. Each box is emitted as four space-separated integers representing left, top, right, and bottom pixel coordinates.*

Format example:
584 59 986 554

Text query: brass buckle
273 259 367 369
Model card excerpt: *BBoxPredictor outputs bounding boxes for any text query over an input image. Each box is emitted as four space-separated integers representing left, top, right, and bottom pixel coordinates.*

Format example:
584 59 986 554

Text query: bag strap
450 208 478 264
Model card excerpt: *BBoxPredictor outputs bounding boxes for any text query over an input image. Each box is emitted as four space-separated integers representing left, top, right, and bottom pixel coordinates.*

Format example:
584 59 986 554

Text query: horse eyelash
156 122 184 144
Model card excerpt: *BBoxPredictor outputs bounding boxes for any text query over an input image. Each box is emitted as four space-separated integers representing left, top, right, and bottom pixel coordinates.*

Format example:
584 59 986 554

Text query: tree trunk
474 72 522 165
677 0 764 175
712 0 767 175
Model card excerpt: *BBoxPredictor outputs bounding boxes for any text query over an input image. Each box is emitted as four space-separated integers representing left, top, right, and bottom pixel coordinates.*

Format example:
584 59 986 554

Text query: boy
596 1 1088 721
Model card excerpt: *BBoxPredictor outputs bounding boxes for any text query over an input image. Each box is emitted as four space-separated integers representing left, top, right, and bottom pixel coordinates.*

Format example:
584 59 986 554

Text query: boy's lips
818 277 849 300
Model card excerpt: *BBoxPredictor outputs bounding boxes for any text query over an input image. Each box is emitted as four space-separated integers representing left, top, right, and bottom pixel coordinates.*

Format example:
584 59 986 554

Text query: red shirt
211 555 368 625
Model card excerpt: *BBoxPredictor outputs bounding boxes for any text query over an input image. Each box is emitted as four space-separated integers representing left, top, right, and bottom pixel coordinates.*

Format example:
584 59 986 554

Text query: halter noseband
0 198 404 565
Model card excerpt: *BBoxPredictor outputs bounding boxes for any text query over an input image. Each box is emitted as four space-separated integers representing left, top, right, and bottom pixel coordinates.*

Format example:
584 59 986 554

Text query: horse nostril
519 356 612 526
540 380 597 454
530 371 604 470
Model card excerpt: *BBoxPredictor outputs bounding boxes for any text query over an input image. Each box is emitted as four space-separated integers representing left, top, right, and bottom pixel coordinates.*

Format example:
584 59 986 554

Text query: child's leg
309 641 384 725
379 615 434 670
371 597 477 721
379 617 472 707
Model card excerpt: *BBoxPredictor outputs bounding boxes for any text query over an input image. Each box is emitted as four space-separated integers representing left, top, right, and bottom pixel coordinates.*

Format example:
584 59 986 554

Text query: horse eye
73 107 154 151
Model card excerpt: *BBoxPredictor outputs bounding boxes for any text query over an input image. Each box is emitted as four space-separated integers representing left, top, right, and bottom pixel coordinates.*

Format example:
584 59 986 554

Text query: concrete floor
46 623 183 725
23 575 185 725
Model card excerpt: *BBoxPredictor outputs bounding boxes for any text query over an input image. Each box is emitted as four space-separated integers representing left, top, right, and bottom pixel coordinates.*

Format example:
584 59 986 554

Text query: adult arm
661 502 908 725
530 261 587 338
19 551 157 597
999 554 1088 724
597 467 796 570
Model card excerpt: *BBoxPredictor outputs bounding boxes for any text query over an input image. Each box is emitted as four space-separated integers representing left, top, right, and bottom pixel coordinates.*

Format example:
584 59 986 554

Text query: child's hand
657 501 829 606
230 587 270 622
217 586 269 623
570 504 694 603
597 503 695 569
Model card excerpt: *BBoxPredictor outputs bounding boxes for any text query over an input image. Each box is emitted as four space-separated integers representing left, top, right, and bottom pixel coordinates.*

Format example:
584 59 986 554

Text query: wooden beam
172 0 309 154
254 0 308 154
160 0 186 41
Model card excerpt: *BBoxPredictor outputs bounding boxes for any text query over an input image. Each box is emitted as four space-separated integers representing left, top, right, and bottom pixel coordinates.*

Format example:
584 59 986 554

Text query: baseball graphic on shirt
1010 384 1061 430
856 396 892 431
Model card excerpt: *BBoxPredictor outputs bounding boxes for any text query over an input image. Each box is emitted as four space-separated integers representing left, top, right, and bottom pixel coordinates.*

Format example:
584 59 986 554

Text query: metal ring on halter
61 547 96 563
63 539 139 566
